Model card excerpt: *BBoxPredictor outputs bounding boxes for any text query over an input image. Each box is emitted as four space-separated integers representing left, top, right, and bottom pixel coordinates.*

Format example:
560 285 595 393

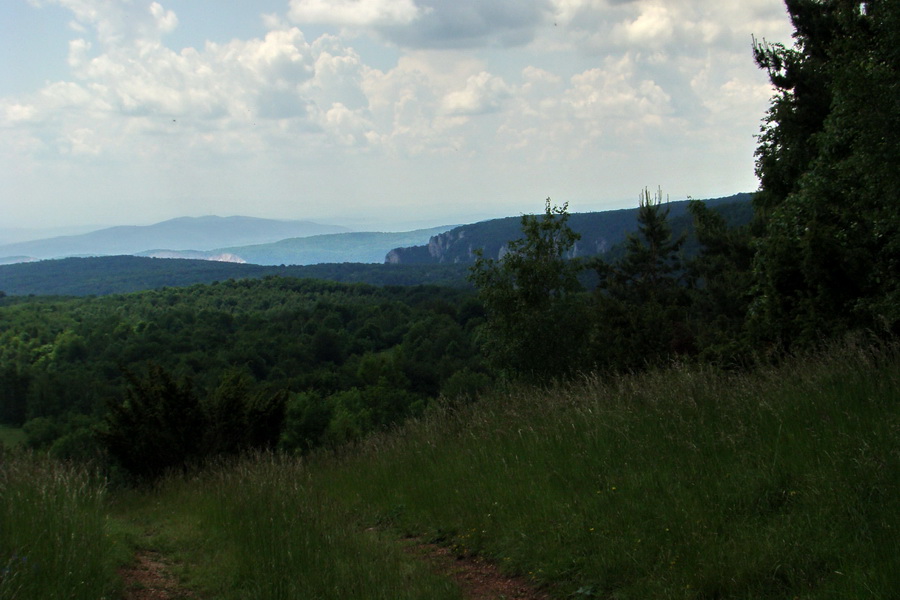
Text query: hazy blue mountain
386 194 753 264
0 216 351 261
0 225 103 246
137 227 455 266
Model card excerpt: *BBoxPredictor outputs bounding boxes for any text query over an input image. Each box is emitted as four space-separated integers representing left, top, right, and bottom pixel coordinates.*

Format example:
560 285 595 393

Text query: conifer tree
591 189 691 370
97 365 203 480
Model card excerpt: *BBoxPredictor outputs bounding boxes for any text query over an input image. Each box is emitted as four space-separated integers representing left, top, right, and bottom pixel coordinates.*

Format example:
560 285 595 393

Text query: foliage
97 365 206 480
97 364 287 480
590 189 691 370
686 199 757 364
469 199 588 378
388 193 752 266
468 193 762 376
752 0 900 346
0 255 473 296
0 278 486 468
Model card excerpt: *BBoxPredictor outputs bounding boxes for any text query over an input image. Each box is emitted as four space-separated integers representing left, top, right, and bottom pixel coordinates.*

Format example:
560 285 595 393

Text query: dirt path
409 540 552 600
118 549 196 600
118 538 549 600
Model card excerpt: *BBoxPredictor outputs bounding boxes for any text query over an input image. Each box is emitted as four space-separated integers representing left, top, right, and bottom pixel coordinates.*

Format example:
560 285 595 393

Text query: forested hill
386 193 752 264
0 256 471 297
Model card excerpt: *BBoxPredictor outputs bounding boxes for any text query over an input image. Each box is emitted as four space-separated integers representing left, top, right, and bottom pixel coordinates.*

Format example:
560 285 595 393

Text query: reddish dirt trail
409 541 552 600
119 540 550 600
119 550 195 600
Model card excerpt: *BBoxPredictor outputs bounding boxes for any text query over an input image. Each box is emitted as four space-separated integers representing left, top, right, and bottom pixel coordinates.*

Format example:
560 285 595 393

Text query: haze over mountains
0 213 456 267
0 216 354 264
0 193 753 270
0 194 754 297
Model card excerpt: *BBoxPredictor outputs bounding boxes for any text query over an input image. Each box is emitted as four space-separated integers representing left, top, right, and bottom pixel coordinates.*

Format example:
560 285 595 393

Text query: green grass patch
4 342 898 599
308 342 900 598
105 458 462 599
0 452 123 600
0 426 25 449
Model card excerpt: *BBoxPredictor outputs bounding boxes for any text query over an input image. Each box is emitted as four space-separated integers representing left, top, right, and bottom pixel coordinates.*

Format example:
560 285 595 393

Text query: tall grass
0 452 120 600
9 342 894 599
307 342 900 598
135 455 461 600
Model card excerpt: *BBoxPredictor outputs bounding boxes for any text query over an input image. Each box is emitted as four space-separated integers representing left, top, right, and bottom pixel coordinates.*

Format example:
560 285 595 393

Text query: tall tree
752 0 900 346
469 199 587 379
591 189 690 370
686 199 755 364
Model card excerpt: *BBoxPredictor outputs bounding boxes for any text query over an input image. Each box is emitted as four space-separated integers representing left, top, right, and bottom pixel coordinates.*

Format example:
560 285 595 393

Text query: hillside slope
386 193 752 264
139 226 455 265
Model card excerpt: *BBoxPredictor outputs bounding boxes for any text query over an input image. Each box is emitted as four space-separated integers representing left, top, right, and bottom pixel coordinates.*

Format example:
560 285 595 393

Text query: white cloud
549 0 789 56
31 0 178 47
289 0 555 49
4 0 796 228
148 2 177 35
3 103 38 123
612 3 673 46
382 0 554 48
288 0 422 27
442 72 513 116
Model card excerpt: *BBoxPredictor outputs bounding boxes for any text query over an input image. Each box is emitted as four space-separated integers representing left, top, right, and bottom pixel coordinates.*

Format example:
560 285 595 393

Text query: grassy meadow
0 426 24 450
2 341 898 599
0 453 124 600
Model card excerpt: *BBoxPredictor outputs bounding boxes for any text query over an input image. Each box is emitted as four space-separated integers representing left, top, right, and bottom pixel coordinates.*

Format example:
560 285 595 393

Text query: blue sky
1 0 793 231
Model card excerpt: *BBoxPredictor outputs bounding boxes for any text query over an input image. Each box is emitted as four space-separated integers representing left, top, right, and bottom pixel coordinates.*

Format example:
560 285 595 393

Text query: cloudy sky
1 0 793 232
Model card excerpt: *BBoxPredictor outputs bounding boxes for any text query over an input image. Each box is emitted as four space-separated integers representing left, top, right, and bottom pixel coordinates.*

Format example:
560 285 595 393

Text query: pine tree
591 189 691 370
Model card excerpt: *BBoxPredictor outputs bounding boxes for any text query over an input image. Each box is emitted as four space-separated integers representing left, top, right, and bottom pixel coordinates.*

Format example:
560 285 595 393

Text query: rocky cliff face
385 217 524 264
386 226 509 264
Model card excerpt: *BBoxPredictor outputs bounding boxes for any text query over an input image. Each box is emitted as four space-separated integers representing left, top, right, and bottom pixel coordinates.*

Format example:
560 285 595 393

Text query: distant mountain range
0 216 352 263
136 227 454 265
0 193 755 296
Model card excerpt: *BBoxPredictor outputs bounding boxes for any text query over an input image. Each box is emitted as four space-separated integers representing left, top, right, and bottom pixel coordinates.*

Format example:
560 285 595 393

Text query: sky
1 0 794 232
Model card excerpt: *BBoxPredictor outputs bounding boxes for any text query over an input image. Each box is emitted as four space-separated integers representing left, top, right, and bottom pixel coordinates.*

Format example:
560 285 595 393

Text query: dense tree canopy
0 277 488 476
752 0 900 346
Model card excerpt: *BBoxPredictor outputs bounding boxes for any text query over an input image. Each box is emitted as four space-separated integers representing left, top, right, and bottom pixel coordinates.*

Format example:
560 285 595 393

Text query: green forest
0 278 490 471
1 1 898 598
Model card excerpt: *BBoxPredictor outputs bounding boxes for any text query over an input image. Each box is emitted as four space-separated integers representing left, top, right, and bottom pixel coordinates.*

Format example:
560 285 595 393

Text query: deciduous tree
752 0 900 346
469 199 587 379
